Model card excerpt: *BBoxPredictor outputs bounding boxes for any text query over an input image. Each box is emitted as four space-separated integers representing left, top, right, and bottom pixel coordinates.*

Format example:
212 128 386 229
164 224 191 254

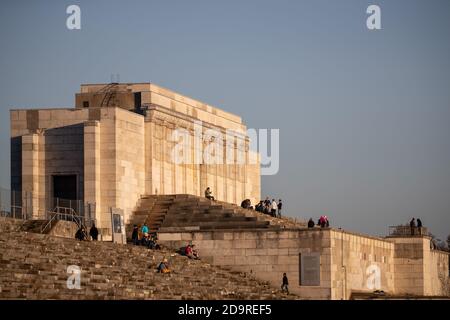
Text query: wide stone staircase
0 217 77 238
127 194 306 237
0 224 295 300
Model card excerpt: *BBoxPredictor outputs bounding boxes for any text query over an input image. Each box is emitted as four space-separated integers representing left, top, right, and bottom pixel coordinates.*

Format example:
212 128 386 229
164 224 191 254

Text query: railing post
12 190 15 219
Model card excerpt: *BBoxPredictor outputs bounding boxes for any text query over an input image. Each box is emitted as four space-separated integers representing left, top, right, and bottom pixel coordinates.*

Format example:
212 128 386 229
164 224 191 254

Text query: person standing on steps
277 199 282 218
205 187 215 201
89 223 99 241
410 218 416 236
417 218 423 235
281 273 289 294
131 224 139 245
271 199 278 218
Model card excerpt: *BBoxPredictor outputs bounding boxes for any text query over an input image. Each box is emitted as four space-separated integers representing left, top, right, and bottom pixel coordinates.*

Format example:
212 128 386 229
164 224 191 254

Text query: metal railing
41 209 82 234
41 206 95 234
0 188 33 220
389 225 428 237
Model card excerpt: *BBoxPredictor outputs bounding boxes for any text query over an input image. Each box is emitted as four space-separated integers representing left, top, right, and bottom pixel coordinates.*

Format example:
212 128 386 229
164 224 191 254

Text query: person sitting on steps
185 243 199 260
157 258 171 274
147 234 161 250
205 187 215 201
141 223 149 235
75 226 87 241
255 201 264 213
241 199 253 210
191 244 200 259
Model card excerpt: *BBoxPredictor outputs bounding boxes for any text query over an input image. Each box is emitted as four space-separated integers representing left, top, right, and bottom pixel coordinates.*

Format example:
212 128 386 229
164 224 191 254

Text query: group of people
155 243 201 275
176 243 200 260
409 218 423 236
205 187 284 219
307 215 330 228
131 223 161 249
254 197 282 218
75 223 99 241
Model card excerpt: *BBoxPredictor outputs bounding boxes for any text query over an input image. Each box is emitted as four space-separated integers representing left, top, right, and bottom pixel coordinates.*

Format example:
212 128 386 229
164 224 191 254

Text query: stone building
158 226 450 299
10 83 260 232
9 82 449 300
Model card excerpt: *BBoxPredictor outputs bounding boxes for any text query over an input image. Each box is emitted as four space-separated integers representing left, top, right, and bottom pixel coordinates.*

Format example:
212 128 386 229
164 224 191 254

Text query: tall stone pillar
21 133 44 218
84 121 101 226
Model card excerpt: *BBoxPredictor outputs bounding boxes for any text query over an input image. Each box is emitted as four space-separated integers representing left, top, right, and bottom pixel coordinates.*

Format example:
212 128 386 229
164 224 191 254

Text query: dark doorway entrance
53 175 77 206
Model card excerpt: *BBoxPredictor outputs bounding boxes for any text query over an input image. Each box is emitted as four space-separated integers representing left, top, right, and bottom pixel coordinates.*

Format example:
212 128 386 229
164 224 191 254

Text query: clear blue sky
1 0 449 241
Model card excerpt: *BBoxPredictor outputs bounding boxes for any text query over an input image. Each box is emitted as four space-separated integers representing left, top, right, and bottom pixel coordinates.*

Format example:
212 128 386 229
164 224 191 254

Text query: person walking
281 273 289 294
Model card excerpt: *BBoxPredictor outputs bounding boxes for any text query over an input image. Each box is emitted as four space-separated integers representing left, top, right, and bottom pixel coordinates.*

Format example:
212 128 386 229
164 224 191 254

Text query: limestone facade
158 229 450 299
10 83 261 234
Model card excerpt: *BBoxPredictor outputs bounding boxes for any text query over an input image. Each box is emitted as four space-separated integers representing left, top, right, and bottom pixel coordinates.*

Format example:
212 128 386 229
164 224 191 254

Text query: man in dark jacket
308 218 315 228
410 218 416 236
277 199 282 218
75 226 87 241
89 223 99 241
281 273 289 294
131 225 139 245
417 218 423 235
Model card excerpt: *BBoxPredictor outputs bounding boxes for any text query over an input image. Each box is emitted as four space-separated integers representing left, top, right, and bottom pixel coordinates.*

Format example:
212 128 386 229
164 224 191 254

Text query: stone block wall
329 230 395 300
158 228 450 299
424 249 450 296
390 237 426 295
11 83 261 234
113 108 145 224
43 124 85 209
158 229 333 299
145 106 260 205
388 236 450 296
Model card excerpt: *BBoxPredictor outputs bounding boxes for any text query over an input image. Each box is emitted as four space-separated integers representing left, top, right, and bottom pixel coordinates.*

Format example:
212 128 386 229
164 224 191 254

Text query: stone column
21 133 43 218
144 121 153 194
84 121 101 226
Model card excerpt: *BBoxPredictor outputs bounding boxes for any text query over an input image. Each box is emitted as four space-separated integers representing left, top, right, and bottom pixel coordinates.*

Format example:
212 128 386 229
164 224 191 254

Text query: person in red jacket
185 244 193 257
185 243 199 259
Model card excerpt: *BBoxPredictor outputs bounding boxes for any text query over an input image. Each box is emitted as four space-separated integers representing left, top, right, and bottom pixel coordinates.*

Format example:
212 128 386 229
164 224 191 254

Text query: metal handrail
41 207 83 234
388 225 428 237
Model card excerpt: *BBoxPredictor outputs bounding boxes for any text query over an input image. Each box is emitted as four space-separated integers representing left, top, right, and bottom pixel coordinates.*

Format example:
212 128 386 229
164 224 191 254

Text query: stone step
162 215 257 224
127 194 304 235
162 220 270 229
0 226 295 300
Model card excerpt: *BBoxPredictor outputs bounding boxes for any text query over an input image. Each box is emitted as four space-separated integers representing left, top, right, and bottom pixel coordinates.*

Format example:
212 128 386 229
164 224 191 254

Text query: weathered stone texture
10 83 261 235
